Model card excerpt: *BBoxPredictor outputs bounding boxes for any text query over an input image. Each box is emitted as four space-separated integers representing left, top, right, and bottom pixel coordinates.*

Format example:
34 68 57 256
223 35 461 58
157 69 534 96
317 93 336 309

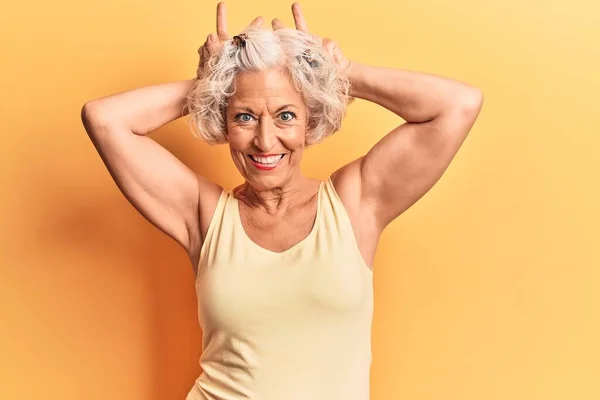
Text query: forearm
347 62 481 123
84 78 197 135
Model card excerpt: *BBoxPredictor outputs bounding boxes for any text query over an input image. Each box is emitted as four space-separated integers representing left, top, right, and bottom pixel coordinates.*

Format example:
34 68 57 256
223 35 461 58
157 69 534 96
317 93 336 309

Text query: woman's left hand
272 2 352 77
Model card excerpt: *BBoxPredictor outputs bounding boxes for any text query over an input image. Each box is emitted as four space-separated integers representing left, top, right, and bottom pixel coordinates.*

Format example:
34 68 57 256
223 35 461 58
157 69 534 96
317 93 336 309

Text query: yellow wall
2 0 599 399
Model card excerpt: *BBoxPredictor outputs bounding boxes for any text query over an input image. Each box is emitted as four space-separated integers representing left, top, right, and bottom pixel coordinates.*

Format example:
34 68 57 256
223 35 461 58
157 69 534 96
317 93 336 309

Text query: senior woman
81 2 482 399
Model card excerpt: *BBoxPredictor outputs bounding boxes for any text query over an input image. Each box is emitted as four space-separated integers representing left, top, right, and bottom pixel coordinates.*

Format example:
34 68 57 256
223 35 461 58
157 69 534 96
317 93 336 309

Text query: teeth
250 154 284 164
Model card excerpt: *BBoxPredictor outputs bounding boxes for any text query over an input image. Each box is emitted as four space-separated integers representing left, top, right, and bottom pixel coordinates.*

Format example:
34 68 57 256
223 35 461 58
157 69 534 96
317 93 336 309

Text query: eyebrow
234 104 299 114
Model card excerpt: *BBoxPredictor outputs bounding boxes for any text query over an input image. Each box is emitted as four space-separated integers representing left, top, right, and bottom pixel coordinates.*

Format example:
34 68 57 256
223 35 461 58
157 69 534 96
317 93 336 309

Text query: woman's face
225 67 308 190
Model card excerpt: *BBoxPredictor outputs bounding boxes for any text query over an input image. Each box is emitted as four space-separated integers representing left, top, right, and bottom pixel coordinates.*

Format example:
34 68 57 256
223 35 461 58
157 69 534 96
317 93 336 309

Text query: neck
238 174 312 215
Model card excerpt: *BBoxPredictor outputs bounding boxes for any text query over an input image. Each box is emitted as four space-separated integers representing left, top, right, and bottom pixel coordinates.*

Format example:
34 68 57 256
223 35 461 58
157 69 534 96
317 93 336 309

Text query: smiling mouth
248 154 286 165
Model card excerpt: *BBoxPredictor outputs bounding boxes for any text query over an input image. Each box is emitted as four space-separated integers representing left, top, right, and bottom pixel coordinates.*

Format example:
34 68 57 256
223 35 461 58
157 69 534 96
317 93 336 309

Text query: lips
247 154 286 170
249 154 285 164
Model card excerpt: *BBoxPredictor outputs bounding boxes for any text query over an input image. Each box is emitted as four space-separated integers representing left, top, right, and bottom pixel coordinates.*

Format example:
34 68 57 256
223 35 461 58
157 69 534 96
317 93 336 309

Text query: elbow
461 87 484 115
81 101 113 124
81 101 99 123
81 101 105 120
81 101 113 134
81 102 99 131
438 87 483 122
439 87 483 129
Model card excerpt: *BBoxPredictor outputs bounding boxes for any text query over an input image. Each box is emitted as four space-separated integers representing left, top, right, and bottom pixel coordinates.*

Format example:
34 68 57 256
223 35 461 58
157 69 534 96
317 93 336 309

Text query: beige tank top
187 176 374 400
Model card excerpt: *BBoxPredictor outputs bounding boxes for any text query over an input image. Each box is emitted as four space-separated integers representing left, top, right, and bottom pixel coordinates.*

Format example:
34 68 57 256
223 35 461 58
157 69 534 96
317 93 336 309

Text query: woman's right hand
271 3 352 78
196 2 264 78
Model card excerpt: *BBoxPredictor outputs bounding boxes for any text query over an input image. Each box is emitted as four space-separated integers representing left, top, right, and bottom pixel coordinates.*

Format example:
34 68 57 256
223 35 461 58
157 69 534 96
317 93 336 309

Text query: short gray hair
184 27 352 146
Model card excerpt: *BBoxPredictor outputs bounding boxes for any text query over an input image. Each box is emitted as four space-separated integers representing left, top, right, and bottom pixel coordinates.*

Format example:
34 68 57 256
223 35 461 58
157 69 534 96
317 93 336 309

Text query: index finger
271 18 286 30
247 16 264 29
291 3 309 33
216 2 229 39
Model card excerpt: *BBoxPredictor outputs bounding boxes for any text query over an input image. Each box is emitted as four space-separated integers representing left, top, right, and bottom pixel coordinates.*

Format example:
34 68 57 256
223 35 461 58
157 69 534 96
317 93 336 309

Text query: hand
271 2 352 77
196 2 263 78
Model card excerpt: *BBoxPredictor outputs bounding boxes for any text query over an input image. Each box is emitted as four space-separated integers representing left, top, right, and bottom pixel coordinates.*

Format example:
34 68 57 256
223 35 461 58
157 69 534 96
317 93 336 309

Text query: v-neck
234 181 324 255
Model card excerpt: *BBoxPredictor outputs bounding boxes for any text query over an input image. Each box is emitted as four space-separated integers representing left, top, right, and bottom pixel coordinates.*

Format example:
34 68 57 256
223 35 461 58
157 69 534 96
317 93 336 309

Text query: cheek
289 129 307 148
226 128 251 149
283 120 307 142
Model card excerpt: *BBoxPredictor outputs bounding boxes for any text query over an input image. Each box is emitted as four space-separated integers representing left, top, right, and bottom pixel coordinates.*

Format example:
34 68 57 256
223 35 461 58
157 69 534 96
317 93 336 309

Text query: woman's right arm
80 78 221 255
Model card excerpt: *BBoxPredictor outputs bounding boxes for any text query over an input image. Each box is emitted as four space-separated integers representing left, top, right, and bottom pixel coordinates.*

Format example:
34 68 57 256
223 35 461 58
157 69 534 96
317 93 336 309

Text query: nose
253 118 277 152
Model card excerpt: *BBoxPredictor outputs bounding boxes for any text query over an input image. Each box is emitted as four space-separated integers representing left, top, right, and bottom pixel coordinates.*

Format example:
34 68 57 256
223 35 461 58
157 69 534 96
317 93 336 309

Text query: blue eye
235 113 254 123
280 111 296 121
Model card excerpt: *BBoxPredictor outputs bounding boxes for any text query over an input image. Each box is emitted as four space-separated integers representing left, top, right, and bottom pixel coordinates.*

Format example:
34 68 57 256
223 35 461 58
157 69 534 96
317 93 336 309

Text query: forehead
228 68 304 109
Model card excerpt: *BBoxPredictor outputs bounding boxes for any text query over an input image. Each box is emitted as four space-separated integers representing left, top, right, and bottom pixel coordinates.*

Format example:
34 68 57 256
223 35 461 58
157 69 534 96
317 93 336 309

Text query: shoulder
330 157 364 218
196 174 226 242
330 158 382 268
330 157 382 235
186 175 225 265
187 174 225 272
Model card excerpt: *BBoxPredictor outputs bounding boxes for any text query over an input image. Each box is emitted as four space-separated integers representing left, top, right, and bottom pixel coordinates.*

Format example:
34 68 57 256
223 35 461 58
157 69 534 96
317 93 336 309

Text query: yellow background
2 0 599 399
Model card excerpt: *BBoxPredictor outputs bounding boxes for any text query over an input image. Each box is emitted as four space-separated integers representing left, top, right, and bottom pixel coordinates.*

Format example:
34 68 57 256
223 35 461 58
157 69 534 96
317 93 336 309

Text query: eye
235 113 255 123
279 111 296 122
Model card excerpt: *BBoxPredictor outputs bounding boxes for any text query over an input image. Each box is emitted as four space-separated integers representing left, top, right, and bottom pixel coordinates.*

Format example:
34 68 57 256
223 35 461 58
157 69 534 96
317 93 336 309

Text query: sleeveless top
186 176 374 400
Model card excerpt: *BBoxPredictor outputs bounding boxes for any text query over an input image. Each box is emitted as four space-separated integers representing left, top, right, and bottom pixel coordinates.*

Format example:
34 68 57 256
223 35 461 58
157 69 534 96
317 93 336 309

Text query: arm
276 3 483 230
84 78 195 135
337 62 483 229
81 5 263 258
81 78 219 253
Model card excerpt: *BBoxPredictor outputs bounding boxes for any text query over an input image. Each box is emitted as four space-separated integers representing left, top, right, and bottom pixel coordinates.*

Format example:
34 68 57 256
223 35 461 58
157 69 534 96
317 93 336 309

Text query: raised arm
273 3 482 232
80 78 215 254
80 3 263 260
342 63 483 230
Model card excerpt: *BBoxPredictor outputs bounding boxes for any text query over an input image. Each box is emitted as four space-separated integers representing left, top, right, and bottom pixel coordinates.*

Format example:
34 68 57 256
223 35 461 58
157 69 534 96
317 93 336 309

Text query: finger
291 2 309 33
205 33 219 52
200 46 209 65
311 34 323 46
216 2 229 40
271 18 286 30
247 16 264 29
206 33 217 44
323 38 336 51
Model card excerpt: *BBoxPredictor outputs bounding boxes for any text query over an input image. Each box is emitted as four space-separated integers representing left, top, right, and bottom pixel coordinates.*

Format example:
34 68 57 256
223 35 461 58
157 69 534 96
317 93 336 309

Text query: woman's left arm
278 2 482 229
345 61 483 229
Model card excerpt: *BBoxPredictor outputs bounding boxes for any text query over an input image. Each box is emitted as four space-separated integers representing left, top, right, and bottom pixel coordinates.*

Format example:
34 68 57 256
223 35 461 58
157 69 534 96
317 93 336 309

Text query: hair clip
298 49 319 68
232 33 247 47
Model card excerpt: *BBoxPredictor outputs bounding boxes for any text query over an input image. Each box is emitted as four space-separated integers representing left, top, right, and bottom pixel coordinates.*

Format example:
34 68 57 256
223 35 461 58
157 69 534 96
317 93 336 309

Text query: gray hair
184 27 352 146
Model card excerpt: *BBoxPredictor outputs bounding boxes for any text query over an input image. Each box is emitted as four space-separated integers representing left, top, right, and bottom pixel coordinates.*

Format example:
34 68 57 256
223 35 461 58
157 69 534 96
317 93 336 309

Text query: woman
81 2 483 399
